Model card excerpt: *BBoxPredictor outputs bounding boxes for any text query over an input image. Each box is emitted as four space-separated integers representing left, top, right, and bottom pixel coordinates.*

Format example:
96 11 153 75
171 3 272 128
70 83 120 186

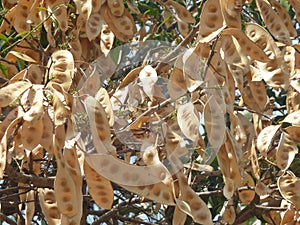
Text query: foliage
0 0 300 224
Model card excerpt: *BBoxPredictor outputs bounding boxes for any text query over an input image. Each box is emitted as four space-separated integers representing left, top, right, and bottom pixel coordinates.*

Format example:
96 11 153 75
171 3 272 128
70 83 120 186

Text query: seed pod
38 188 61 225
256 125 281 156
13 0 32 34
276 132 298 170
238 172 255 204
0 81 32 108
197 0 225 42
166 0 195 23
288 0 300 23
95 88 114 127
20 118 43 151
278 172 300 210
84 159 114 209
107 0 125 16
86 10 105 41
256 0 291 44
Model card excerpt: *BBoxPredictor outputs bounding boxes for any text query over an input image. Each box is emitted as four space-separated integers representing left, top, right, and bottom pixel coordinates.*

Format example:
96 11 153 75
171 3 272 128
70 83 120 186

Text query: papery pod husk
238 171 255 204
53 125 79 217
282 110 300 142
39 109 54 157
1 0 17 9
74 0 92 26
21 116 43 150
0 107 18 139
95 87 114 127
278 172 300 210
107 0 125 16
12 0 32 34
288 0 300 23
0 117 23 178
26 64 43 84
100 24 115 56
0 5 16 34
117 66 143 90
78 66 101 97
86 10 105 41
104 5 136 42
176 101 200 142
84 96 116 154
256 0 291 45
177 18 189 37
172 204 187 225
220 199 236 224
27 0 41 26
219 0 242 28
256 125 281 156
175 171 213 225
47 50 75 92
25 190 35 225
45 0 69 31
276 131 298 170
0 80 32 108
23 85 44 122
84 159 114 209
166 0 195 24
197 0 225 42
267 0 297 38
38 188 61 225
221 28 270 63
167 54 187 101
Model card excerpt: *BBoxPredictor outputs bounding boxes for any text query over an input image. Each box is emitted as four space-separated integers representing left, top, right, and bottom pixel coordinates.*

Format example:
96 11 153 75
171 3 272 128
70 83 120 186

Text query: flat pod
78 67 101 97
95 88 114 127
0 117 22 178
39 109 54 157
177 101 200 142
84 96 115 154
100 24 115 56
172 205 187 225
117 66 143 90
46 0 69 31
51 86 69 126
278 172 300 210
0 107 18 139
267 0 297 38
26 64 43 84
288 0 300 23
203 96 226 152
220 199 236 224
20 119 43 150
107 0 125 16
86 11 105 41
219 0 242 28
47 50 75 92
84 159 114 209
221 28 270 62
276 131 298 170
13 0 32 33
166 0 195 23
256 0 291 44
250 140 260 180
238 171 255 203
0 5 16 34
197 0 225 42
23 86 44 122
256 125 281 156
38 188 61 225
175 171 213 225
0 81 32 108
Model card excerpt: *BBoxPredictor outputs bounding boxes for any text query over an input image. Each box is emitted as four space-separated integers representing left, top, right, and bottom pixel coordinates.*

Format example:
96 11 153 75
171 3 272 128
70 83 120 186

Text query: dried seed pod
256 125 281 156
20 118 43 150
13 0 32 33
197 0 225 42
84 96 115 154
0 5 16 34
173 205 187 225
39 109 54 157
107 0 125 16
0 81 32 108
166 0 195 23
38 188 61 225
86 10 105 41
238 172 255 204
204 96 226 153
84 159 114 209
23 85 44 122
0 117 23 178
220 0 243 28
51 87 69 126
288 0 300 23
26 0 41 26
139 65 158 101
276 132 298 170
25 189 35 225
26 64 43 84
256 0 291 44
220 199 236 224
177 101 200 142
117 66 143 90
278 172 300 210
45 0 69 31
100 24 115 56
268 0 297 38
78 67 101 97
221 28 270 62
175 171 213 225
47 50 75 92
250 140 260 180
0 107 18 139
53 126 79 217
95 88 114 127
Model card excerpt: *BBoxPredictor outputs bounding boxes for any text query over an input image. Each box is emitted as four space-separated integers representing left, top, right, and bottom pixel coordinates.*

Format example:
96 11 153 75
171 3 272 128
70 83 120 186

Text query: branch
116 215 155 225
5 164 54 189
0 212 17 225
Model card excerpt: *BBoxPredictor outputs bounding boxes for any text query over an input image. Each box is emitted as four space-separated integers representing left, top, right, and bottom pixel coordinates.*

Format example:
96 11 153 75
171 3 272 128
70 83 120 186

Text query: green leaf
0 63 8 78
0 34 9 42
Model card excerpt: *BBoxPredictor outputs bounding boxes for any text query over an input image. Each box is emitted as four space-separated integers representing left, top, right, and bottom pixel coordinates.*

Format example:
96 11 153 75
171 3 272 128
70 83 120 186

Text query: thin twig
0 212 18 225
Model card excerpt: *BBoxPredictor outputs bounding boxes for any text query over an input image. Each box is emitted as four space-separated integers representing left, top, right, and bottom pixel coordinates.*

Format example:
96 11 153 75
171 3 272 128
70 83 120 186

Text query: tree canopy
0 0 300 224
